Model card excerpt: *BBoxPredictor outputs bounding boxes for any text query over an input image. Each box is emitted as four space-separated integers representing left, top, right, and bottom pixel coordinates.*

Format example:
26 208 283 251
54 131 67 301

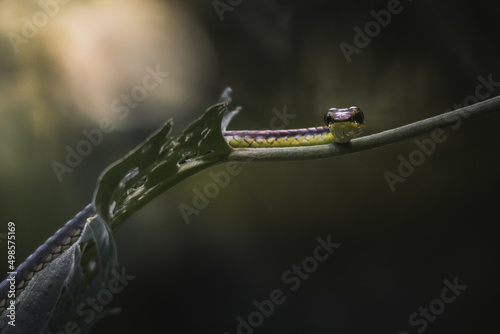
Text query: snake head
324 106 365 143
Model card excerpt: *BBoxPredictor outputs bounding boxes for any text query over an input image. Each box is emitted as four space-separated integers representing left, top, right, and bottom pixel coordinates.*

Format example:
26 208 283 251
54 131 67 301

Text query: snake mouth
350 108 364 125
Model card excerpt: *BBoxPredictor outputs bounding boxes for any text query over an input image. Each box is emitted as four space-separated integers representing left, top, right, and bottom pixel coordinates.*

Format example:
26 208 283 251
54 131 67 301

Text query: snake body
0 204 95 315
223 126 334 148
0 106 364 316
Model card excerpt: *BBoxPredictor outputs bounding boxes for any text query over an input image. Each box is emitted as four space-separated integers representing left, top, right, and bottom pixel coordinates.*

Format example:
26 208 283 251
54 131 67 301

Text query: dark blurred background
1 0 499 333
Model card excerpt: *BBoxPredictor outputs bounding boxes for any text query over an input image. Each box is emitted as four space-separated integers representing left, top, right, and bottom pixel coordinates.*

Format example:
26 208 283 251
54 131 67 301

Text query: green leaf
93 102 232 230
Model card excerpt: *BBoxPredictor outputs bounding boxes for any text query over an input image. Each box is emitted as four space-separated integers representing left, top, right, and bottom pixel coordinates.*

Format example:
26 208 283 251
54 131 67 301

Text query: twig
227 95 500 162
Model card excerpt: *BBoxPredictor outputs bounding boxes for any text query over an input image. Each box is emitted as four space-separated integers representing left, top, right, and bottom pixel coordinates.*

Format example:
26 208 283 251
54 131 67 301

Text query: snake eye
324 111 333 126
351 109 364 124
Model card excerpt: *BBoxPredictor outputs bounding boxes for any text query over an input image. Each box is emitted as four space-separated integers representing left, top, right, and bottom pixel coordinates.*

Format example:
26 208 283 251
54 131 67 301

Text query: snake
224 106 364 148
0 106 364 315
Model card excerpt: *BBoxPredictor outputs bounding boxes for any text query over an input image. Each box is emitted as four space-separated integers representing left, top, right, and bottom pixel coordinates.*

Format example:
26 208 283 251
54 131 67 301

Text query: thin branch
227 95 500 162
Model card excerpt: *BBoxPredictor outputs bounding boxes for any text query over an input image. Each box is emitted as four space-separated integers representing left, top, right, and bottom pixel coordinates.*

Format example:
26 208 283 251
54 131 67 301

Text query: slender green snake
224 106 364 147
0 106 364 315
